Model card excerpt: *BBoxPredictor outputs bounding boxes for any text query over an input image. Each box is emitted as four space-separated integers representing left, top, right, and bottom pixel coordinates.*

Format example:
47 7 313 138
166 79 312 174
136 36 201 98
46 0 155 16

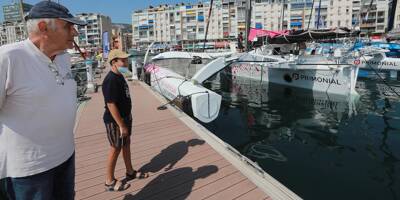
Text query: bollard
85 59 96 93
98 59 103 69
130 58 138 80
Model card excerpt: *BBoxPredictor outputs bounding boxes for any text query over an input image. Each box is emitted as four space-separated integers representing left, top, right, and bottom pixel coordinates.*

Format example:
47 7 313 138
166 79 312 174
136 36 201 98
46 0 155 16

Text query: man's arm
0 55 9 109
106 102 128 137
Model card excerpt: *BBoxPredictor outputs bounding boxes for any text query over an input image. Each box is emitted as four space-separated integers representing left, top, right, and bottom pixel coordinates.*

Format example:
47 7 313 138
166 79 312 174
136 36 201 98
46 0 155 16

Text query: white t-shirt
0 39 77 179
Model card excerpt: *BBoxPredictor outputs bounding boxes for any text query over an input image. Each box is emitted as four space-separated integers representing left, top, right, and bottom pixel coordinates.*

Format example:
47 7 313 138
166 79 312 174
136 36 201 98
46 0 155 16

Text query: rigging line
150 75 186 83
364 0 374 22
316 0 322 29
154 71 186 110
177 78 187 96
207 91 210 118
153 70 169 100
307 0 316 30
203 0 214 52
360 53 400 98
324 65 340 94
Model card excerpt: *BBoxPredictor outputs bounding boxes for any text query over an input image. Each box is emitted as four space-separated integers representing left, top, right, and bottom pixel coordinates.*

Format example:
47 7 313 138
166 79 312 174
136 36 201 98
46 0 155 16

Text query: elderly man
0 1 86 200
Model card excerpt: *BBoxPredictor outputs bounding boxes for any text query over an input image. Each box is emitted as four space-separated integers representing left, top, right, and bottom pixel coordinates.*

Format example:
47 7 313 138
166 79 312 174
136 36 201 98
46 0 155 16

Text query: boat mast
203 0 214 52
245 0 252 51
18 0 28 38
388 0 397 32
316 0 322 29
280 0 285 31
307 0 316 30
363 0 374 36
364 0 374 22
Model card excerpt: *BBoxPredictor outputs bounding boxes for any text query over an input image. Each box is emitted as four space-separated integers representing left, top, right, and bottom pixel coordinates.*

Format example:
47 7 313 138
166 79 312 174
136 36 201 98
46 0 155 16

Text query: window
198 27 204 33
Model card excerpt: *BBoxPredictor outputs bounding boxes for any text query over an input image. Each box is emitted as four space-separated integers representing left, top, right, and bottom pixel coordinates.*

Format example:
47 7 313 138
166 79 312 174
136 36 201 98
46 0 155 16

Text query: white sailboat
226 48 360 96
352 46 400 78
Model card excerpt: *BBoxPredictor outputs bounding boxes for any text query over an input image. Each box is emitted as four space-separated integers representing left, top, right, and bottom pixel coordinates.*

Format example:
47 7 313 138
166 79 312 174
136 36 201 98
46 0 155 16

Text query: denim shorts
4 153 75 200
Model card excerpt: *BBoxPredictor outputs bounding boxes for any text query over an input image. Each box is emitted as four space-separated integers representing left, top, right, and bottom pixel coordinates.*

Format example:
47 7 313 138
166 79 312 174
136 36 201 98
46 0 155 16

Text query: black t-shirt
102 71 132 123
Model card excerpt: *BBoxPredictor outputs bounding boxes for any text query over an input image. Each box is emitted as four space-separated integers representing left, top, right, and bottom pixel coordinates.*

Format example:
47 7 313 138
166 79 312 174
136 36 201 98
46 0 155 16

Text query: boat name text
292 73 341 85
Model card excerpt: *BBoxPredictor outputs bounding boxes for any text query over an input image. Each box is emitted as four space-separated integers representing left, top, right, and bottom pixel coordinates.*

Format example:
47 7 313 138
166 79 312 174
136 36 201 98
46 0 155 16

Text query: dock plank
74 80 270 200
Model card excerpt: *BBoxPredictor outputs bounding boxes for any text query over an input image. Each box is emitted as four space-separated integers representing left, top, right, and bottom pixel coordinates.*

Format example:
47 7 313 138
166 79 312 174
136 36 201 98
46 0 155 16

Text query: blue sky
0 0 200 24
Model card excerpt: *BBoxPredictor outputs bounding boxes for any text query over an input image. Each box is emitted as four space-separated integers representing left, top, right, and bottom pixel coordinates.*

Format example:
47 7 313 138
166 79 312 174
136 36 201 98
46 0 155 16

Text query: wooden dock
73 79 273 200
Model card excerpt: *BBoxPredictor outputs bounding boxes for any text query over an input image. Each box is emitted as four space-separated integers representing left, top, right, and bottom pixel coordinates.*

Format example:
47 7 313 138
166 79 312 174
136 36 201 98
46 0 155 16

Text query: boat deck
74 78 272 199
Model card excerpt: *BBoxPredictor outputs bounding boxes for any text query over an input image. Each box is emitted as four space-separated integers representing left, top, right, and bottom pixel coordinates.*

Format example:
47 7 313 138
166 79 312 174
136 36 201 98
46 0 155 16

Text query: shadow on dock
138 139 205 175
123 165 218 200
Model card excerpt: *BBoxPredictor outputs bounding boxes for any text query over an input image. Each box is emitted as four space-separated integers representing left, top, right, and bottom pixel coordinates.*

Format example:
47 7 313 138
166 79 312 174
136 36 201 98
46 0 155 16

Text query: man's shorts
105 116 132 148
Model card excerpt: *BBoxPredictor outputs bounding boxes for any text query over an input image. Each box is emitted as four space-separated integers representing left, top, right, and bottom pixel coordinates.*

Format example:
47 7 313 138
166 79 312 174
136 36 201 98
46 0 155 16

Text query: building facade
0 2 32 46
0 21 27 45
111 23 133 51
253 0 288 31
132 1 243 48
352 0 389 34
132 0 390 46
393 0 400 29
75 13 112 50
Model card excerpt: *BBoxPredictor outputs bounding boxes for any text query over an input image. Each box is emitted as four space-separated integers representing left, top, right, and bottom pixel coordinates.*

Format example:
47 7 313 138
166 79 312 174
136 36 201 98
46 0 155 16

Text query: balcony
360 23 376 28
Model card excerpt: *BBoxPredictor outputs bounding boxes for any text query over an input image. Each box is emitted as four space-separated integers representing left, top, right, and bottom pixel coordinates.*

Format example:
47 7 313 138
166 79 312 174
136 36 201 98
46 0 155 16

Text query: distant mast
245 0 252 51
316 0 322 29
388 0 398 32
19 0 28 38
307 0 316 30
203 0 214 52
280 1 284 31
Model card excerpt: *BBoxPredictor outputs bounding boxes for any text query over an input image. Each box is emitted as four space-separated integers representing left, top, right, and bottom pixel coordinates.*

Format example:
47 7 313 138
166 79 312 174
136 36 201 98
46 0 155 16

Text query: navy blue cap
25 1 87 25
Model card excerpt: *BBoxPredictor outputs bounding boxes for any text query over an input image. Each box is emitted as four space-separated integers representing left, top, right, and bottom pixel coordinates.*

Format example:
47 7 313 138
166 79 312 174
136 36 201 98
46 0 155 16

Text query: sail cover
265 27 360 44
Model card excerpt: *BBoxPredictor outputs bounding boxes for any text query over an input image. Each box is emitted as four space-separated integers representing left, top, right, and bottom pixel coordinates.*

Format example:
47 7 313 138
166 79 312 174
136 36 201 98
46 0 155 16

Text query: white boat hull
228 63 358 96
152 51 234 60
147 65 222 123
226 52 359 96
353 55 400 71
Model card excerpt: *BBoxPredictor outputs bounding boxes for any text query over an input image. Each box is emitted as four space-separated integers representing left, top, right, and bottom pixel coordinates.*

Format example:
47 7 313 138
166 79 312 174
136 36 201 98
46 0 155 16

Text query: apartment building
0 21 26 45
327 0 353 28
352 0 389 34
253 0 288 30
0 2 32 45
111 23 132 51
132 0 251 47
132 0 390 46
132 2 210 47
76 13 112 49
393 0 400 29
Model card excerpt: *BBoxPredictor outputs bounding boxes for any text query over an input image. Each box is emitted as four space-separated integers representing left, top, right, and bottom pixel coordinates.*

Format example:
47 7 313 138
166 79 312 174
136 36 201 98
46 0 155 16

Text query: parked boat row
139 28 399 123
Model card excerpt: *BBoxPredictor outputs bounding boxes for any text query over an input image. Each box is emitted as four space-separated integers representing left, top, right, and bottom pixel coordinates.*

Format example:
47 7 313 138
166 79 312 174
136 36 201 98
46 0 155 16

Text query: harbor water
145 57 400 200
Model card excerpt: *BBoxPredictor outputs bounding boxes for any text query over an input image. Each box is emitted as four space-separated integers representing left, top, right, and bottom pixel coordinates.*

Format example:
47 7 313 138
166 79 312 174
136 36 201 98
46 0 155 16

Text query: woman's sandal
138 171 149 179
125 170 137 181
126 170 149 180
104 179 130 191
